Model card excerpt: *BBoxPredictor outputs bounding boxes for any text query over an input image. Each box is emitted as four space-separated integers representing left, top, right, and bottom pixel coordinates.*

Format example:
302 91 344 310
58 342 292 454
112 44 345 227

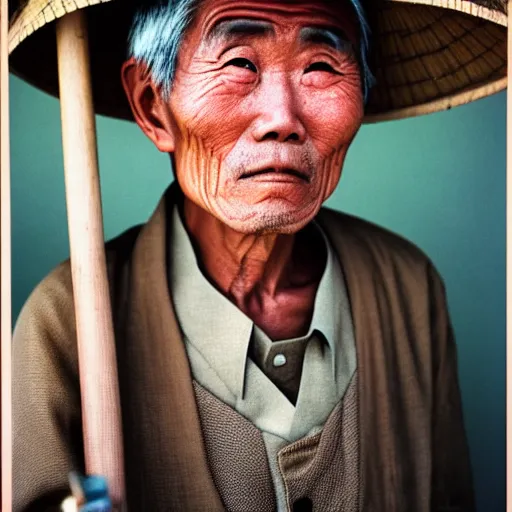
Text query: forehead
189 0 359 46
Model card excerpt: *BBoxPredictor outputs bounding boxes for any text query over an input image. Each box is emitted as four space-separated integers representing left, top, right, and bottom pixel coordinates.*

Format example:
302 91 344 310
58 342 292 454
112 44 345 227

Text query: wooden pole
56 10 125 510
1 0 12 508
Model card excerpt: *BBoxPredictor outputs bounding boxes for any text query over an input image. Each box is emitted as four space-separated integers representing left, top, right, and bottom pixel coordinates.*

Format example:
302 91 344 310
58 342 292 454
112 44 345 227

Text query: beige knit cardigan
12 187 475 511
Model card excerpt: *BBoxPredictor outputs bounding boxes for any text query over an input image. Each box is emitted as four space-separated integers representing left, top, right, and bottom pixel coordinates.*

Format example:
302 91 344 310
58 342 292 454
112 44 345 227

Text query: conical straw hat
8 0 507 122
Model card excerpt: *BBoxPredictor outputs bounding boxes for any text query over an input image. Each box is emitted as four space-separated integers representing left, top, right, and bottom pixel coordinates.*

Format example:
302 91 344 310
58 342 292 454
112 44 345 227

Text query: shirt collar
168 204 342 398
250 222 339 363
308 220 340 353
168 204 253 399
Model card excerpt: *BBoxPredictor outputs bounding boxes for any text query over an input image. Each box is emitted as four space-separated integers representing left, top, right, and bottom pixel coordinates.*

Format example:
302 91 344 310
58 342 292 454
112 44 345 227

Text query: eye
224 58 257 72
305 62 338 74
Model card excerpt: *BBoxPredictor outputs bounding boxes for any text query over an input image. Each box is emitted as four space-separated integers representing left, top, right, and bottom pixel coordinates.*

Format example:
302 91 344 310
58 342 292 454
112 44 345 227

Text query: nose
251 74 306 143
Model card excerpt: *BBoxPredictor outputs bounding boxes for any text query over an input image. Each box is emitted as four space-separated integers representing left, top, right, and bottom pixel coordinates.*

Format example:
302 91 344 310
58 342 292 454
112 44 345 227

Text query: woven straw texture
8 0 508 122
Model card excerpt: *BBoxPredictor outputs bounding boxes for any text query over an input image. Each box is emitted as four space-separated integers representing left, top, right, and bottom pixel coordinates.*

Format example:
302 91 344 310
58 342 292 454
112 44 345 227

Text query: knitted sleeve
12 262 84 512
428 263 476 512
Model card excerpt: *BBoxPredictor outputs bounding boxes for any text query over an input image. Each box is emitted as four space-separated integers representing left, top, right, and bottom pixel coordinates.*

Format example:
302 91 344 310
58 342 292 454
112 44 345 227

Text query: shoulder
318 207 434 265
316 207 446 293
11 226 145 512
318 207 427 258
14 225 144 349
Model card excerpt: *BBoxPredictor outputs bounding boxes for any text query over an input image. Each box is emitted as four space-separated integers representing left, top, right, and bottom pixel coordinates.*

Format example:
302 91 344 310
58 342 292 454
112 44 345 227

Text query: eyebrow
206 19 275 45
299 26 352 52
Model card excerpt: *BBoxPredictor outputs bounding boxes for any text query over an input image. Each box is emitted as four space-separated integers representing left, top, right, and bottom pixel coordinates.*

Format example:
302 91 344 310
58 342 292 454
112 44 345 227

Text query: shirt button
272 353 287 367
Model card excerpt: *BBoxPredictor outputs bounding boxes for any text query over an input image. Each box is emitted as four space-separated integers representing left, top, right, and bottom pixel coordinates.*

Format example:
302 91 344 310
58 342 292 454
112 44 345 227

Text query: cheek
303 90 361 200
303 86 361 202
173 136 223 212
301 84 363 151
323 147 347 196
170 77 254 157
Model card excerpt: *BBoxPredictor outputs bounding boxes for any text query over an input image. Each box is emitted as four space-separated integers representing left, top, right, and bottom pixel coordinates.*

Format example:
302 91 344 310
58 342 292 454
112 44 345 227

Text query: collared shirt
168 204 356 509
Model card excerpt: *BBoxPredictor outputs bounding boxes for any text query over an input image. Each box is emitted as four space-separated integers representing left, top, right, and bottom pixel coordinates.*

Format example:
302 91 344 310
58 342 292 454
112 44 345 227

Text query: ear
121 58 176 153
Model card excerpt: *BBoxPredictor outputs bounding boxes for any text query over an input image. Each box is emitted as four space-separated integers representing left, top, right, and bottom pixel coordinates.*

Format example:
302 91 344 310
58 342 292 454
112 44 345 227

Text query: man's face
165 0 363 233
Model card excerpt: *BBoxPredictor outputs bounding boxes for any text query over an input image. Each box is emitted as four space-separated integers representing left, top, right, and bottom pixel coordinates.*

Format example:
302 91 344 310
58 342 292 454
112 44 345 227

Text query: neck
181 197 325 316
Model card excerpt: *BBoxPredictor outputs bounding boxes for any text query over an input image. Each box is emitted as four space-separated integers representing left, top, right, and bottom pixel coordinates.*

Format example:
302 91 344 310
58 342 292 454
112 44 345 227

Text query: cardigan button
292 497 313 512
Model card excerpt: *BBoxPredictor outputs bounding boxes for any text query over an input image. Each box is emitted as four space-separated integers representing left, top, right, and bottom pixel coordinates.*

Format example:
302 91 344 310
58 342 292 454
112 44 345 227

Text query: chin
216 200 320 235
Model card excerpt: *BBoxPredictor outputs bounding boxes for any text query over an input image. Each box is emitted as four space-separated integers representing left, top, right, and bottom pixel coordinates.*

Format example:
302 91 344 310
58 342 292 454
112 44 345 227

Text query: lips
239 167 310 182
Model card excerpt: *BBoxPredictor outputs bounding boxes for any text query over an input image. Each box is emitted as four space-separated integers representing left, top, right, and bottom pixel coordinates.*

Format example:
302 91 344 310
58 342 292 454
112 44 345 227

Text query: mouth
240 167 310 183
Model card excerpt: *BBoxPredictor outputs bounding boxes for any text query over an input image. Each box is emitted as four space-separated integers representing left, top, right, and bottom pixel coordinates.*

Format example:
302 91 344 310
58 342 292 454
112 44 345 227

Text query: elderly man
12 0 477 510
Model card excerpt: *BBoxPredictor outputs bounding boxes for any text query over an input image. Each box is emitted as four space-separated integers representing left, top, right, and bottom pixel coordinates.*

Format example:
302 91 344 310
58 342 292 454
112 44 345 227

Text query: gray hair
128 0 375 101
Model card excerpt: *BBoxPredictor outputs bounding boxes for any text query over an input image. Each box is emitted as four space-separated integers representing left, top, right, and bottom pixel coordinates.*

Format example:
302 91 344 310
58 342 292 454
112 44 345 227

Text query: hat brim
8 0 508 123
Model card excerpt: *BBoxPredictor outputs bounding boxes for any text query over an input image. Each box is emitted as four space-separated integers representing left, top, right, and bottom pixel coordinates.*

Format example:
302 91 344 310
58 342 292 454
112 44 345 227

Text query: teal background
10 74 505 511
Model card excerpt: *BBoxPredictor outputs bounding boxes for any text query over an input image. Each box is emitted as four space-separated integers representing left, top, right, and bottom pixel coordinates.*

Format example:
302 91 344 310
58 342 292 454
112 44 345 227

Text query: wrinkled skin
122 0 363 339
